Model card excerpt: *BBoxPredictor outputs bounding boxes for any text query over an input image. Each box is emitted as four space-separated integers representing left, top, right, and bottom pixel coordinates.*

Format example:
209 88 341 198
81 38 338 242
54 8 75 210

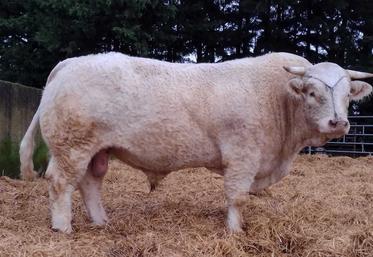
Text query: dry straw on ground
1 155 373 257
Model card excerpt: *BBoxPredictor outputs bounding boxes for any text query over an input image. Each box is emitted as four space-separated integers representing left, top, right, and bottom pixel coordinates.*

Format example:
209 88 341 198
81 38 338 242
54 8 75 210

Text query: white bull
19 52 373 233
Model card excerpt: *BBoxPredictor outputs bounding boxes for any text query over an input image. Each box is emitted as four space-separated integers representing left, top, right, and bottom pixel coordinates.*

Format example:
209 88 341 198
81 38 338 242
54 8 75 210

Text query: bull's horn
347 70 373 79
283 66 306 76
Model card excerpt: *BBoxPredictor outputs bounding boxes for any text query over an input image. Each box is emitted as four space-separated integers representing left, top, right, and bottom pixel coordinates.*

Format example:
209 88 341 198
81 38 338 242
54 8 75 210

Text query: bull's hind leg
46 157 77 233
79 150 109 225
46 150 91 233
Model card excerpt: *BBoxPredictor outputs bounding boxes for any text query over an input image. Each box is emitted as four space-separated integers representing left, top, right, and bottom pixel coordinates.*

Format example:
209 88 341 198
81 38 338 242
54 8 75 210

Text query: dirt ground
1 155 373 257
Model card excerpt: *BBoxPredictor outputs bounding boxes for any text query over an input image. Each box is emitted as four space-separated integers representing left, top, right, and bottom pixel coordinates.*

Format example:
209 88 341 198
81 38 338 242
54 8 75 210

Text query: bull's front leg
222 149 259 233
249 164 291 193
249 174 279 193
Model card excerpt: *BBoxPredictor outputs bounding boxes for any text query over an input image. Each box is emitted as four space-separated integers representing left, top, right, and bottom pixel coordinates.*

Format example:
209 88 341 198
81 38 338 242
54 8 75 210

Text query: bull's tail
19 107 40 180
19 59 73 180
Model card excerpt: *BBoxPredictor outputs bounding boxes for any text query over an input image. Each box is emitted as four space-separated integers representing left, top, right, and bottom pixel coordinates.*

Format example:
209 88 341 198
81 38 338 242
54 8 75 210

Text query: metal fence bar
347 133 373 136
348 116 373 118
320 150 373 155
348 125 373 127
327 142 373 146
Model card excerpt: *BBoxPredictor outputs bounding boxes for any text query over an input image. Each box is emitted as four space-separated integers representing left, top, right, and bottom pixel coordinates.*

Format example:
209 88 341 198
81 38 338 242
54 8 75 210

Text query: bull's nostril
343 121 349 127
329 119 337 127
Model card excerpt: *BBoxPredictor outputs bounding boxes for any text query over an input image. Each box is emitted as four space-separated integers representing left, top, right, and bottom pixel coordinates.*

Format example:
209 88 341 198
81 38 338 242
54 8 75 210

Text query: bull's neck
276 96 320 158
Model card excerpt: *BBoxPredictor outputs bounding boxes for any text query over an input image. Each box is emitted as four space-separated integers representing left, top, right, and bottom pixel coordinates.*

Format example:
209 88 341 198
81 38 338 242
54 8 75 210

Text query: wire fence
303 116 373 157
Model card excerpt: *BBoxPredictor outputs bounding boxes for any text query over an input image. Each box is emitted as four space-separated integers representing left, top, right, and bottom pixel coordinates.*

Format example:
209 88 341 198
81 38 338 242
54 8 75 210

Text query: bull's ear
286 77 304 99
350 80 372 101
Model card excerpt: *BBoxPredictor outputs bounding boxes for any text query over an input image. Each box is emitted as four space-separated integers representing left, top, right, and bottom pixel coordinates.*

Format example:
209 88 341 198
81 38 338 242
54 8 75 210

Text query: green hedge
0 137 48 178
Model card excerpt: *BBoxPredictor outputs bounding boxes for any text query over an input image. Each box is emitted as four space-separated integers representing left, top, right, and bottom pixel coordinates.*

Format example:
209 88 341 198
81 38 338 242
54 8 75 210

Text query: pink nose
328 119 349 129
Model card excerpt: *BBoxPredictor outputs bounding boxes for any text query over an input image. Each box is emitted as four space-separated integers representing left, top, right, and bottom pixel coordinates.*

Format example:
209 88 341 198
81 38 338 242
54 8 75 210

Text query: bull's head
283 63 372 139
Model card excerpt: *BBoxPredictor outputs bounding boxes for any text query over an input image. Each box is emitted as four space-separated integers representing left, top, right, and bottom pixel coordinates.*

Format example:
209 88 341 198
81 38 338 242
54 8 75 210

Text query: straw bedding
1 155 373 257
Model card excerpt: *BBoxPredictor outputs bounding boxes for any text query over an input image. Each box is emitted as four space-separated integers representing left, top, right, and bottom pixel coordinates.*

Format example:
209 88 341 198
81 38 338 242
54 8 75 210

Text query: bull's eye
309 92 316 97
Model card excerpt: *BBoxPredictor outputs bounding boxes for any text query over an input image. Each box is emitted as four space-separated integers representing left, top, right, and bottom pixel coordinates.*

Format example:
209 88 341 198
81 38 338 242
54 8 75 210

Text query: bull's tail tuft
19 107 40 180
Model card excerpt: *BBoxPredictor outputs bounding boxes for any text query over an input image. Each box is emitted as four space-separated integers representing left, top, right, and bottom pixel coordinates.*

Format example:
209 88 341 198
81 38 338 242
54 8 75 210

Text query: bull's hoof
149 183 156 193
21 169 38 181
249 189 272 197
51 221 72 234
228 225 244 234
91 216 108 226
51 227 59 232
51 226 72 233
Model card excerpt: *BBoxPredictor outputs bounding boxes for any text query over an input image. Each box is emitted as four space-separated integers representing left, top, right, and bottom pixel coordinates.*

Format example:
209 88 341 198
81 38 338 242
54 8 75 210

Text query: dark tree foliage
0 0 372 113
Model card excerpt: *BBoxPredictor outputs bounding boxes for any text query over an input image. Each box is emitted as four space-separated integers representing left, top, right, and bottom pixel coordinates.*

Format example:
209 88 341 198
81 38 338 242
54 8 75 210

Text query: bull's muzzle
328 118 350 135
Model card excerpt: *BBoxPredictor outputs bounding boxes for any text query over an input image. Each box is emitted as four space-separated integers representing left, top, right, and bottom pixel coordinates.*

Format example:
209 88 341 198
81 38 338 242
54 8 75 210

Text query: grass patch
32 140 49 176
0 137 48 178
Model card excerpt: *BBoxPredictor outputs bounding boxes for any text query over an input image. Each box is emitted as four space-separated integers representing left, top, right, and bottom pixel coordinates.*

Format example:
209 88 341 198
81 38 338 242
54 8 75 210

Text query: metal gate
304 116 373 157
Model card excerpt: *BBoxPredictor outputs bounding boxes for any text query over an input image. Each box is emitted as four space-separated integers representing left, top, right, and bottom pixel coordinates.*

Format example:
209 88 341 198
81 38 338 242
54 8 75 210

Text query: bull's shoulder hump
270 52 312 67
222 52 312 70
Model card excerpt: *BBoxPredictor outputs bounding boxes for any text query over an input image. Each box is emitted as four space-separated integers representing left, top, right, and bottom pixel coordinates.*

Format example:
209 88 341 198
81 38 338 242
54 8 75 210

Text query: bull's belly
108 144 222 173
101 116 223 172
